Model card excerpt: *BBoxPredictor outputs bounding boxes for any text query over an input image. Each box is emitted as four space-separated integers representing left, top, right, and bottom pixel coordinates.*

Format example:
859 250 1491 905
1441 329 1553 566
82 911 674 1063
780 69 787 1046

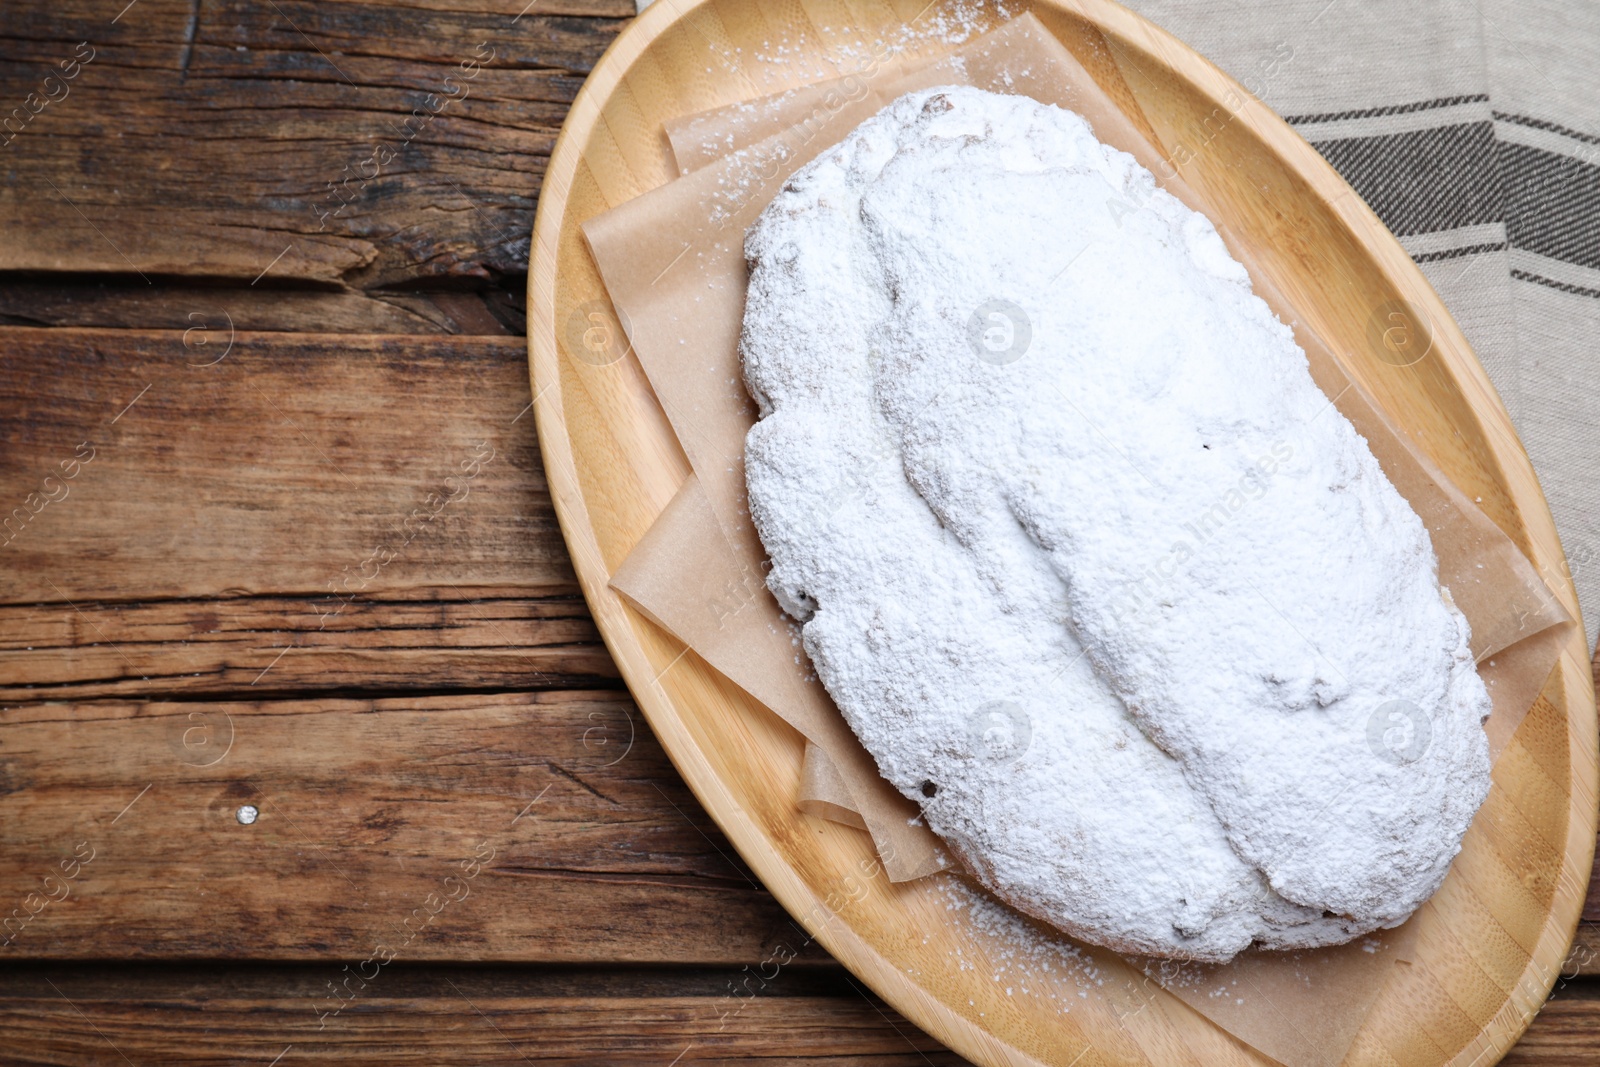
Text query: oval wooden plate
528 2 1598 1063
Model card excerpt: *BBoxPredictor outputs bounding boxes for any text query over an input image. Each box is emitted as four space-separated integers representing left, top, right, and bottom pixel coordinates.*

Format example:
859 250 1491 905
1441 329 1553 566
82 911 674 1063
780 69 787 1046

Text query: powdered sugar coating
740 86 1491 960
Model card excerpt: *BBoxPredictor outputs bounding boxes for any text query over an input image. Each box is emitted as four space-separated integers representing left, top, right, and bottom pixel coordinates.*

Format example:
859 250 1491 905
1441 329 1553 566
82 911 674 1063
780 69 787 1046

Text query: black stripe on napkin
1512 270 1600 300
1309 122 1503 237
1498 141 1600 272
1412 242 1509 263
1493 111 1600 147
1283 94 1489 126
1282 105 1600 296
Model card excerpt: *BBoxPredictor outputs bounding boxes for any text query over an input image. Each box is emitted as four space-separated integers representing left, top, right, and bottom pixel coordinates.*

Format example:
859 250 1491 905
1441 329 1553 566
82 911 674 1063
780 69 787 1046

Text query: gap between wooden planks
0 282 531 337
0 961 1595 1066
0 962 966 1067
0 595 616 702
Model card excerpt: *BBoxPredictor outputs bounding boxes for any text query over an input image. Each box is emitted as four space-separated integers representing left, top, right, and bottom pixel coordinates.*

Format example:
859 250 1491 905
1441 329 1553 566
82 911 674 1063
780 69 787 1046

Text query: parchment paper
665 66 914 178
610 471 949 881
582 14 1572 1067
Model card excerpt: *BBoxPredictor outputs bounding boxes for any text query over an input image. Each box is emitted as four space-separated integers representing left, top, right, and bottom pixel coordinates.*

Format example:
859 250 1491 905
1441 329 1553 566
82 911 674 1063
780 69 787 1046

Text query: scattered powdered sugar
686 2 1012 205
740 86 1492 961
647 0 1008 88
728 1 1008 83
931 876 1104 1015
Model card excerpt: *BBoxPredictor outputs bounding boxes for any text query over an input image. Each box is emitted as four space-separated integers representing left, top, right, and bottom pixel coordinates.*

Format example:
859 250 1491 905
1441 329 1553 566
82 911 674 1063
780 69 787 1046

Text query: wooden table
0 2 1595 1063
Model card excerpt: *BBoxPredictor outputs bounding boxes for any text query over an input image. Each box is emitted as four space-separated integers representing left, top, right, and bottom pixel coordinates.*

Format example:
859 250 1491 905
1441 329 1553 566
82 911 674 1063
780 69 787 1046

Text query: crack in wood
178 0 200 81
544 760 621 807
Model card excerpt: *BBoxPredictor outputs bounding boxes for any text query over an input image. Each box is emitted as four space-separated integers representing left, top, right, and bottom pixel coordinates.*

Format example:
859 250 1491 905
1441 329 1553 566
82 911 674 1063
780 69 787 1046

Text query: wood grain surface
0 0 1596 1063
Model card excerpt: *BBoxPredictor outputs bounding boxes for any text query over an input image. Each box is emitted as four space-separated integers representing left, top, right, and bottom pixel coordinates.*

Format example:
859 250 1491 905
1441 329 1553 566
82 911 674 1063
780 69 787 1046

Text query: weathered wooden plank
0 327 619 697
0 328 567 600
0 0 632 289
0 963 968 1066
0 690 829 963
0 595 617 701
1561 920 1600 978
0 960 875 1000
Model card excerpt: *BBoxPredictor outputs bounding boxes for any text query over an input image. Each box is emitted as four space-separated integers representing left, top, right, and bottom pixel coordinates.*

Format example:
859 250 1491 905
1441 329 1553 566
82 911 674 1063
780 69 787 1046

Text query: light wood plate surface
527 2 1598 1063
